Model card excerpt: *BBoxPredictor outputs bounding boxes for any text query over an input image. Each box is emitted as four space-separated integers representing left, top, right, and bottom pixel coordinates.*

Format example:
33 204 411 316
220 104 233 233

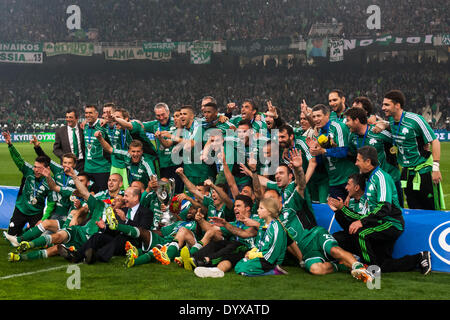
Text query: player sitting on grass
234 197 288 277
178 194 262 278
7 167 111 262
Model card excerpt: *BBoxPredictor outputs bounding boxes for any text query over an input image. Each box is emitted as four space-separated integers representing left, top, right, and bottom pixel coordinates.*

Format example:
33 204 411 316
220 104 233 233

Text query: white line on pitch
0 264 72 281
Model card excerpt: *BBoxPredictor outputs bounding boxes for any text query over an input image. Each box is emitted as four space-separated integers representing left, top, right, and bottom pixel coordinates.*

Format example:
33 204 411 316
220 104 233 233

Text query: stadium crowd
2 83 441 280
1 59 448 133
0 0 448 42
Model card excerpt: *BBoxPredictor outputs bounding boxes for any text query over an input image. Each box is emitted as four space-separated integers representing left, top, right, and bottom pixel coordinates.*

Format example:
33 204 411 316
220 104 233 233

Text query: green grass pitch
0 142 449 300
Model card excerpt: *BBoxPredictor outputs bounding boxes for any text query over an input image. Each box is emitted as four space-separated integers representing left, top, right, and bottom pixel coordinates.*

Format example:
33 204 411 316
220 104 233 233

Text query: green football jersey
330 108 349 123
105 126 133 169
254 218 286 265
140 191 162 230
229 115 267 133
361 167 403 230
348 124 400 182
319 120 358 186
8 144 51 216
111 148 155 187
83 119 111 173
220 221 257 249
202 195 234 221
278 189 313 247
388 111 437 169
181 119 215 180
48 161 77 216
143 118 176 168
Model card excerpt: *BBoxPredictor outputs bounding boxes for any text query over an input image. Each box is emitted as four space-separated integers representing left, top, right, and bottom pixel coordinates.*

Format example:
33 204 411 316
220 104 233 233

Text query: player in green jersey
345 107 403 206
227 99 267 135
328 89 349 123
191 195 260 278
382 89 444 210
269 149 373 282
83 104 111 193
9 167 109 262
328 146 431 274
310 104 358 200
2 131 52 237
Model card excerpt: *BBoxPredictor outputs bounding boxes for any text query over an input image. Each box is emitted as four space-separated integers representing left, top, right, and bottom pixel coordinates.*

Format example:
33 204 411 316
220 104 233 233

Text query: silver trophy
156 178 176 226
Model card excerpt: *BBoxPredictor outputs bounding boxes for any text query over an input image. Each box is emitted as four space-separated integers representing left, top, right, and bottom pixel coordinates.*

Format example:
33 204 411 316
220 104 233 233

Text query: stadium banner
0 42 43 64
344 34 434 50
44 42 95 56
434 130 450 142
306 38 328 58
313 204 450 273
0 186 19 230
142 42 177 53
329 38 344 62
104 47 171 61
442 34 450 45
226 37 294 57
0 132 55 143
189 42 213 64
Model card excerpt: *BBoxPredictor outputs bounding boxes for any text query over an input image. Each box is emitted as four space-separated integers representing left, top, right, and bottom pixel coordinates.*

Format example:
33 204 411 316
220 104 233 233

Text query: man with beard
345 107 403 207
83 104 111 193
382 90 444 210
328 89 349 123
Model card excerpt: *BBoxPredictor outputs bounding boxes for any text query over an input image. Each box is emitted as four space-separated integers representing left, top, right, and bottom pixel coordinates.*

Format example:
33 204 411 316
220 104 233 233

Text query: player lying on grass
7 167 112 262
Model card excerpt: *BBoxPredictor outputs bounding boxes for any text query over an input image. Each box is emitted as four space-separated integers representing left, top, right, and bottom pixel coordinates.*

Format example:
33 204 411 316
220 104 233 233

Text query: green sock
189 242 203 255
21 249 48 260
352 262 364 270
134 252 154 266
117 224 140 238
30 234 52 249
18 224 45 242
166 242 179 260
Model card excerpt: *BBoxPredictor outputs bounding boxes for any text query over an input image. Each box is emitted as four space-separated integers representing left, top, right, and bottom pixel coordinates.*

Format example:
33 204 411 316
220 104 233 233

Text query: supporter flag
189 41 213 64
442 34 450 45
306 38 328 58
190 49 211 64
329 38 344 62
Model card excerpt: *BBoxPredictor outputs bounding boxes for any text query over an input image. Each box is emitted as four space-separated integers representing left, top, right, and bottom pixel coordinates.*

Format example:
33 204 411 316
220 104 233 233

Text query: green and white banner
344 35 434 50
0 42 43 64
189 42 213 64
142 42 177 53
44 42 95 56
442 34 450 45
104 47 171 61
329 39 344 62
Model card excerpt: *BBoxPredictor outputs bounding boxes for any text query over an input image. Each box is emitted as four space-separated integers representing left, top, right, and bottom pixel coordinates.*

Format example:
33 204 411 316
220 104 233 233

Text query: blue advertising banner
0 186 19 230
313 204 450 273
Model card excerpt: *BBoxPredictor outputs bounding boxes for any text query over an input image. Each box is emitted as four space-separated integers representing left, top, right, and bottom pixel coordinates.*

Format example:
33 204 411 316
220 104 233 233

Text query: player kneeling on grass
8 167 108 262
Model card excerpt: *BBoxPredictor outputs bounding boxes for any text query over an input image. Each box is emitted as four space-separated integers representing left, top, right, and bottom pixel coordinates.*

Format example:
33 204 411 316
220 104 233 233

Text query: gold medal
390 146 398 154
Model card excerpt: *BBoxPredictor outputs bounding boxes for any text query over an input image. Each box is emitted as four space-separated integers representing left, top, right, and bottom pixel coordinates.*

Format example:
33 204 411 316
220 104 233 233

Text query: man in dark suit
60 186 153 264
53 108 85 172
